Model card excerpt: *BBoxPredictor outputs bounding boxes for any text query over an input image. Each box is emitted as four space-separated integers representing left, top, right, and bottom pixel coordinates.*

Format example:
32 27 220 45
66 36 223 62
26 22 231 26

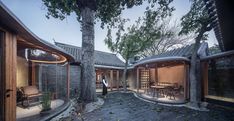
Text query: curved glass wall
16 48 69 119
134 62 189 104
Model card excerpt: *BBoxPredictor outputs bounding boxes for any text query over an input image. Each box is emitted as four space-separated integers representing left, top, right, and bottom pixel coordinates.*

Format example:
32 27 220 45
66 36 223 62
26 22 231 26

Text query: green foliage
104 17 156 61
209 44 221 55
104 4 176 60
41 92 51 112
179 0 211 39
42 0 174 28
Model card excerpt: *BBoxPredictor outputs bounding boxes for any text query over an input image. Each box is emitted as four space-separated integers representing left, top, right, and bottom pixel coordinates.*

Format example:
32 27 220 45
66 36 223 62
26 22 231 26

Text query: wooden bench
21 86 42 107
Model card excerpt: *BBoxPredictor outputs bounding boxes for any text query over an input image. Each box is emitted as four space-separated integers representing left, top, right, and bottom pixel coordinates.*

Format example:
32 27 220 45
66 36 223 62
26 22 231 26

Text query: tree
179 0 212 108
104 5 174 91
42 0 174 102
140 18 192 57
104 18 154 91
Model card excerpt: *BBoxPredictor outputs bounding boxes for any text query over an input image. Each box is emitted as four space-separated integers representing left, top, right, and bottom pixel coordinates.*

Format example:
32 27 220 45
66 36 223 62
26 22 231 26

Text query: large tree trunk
80 7 97 102
189 25 206 108
122 60 128 92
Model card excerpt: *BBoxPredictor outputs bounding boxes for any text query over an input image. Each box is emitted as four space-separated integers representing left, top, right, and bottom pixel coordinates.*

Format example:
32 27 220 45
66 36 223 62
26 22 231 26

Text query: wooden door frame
1 30 17 121
0 30 4 121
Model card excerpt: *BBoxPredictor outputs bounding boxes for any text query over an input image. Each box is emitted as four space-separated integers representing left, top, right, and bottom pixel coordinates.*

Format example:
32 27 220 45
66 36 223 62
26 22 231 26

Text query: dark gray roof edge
201 49 234 61
95 64 125 69
139 44 193 62
55 42 117 56
0 2 75 62
133 56 190 67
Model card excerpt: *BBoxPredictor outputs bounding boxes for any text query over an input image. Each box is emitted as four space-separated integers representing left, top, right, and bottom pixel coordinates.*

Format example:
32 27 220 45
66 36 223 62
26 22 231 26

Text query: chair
21 86 42 107
142 83 150 94
165 86 175 100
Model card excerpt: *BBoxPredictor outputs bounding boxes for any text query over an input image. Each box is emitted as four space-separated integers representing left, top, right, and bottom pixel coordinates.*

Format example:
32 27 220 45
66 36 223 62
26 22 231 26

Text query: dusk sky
1 0 217 53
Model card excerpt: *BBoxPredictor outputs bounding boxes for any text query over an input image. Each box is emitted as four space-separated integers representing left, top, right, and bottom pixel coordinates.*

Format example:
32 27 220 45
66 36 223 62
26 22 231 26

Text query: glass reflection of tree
29 49 61 61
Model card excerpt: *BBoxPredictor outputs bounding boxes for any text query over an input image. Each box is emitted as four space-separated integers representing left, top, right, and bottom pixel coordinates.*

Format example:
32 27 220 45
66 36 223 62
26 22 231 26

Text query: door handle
5 89 13 97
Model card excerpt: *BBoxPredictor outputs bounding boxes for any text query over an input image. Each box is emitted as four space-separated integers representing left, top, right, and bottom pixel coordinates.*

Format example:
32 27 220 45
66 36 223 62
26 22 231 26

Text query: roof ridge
55 42 81 49
55 42 115 55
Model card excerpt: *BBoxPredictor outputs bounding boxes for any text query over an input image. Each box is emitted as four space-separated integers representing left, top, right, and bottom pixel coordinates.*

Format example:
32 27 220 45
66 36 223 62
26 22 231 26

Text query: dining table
150 85 166 98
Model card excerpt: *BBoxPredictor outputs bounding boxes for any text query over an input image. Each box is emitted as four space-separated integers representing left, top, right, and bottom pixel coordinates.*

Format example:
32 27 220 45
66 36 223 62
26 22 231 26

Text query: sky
1 0 218 53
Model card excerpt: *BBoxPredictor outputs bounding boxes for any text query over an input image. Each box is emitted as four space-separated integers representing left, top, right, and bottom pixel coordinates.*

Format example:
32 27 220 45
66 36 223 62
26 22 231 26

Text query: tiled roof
139 44 194 62
138 42 208 63
55 42 125 67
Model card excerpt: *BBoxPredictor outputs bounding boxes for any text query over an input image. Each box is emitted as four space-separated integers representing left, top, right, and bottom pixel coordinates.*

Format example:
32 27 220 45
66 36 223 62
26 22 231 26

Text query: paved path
80 92 233 121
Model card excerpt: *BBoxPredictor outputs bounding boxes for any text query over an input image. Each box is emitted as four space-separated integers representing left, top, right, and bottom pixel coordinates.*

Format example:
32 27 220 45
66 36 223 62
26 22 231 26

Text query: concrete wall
158 65 185 86
17 56 28 87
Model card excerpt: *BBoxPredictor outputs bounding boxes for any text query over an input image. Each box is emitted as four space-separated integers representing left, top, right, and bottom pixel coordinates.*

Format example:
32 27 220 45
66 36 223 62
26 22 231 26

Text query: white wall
17 56 28 87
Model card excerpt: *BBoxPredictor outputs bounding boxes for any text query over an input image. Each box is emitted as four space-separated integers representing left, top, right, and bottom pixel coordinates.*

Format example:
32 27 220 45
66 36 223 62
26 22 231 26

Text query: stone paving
65 92 234 121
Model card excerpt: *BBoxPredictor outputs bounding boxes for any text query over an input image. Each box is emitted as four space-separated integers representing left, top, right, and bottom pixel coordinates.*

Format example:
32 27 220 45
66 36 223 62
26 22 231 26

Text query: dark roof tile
138 43 206 62
55 42 125 67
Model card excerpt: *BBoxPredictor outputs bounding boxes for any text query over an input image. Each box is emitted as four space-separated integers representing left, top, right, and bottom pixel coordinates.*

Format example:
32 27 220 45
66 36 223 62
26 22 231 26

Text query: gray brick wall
37 64 81 99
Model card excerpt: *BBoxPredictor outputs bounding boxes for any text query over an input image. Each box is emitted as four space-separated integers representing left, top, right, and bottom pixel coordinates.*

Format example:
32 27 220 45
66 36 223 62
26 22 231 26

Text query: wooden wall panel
3 32 17 121
110 70 113 91
202 62 208 98
116 70 119 90
136 68 139 92
0 31 4 121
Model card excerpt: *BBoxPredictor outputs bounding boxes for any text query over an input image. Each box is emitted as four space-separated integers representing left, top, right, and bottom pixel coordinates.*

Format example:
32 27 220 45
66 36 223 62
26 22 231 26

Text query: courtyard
69 92 234 121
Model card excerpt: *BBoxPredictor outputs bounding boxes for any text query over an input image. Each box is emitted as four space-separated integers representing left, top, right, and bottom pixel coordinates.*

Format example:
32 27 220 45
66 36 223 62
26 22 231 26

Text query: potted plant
40 92 51 114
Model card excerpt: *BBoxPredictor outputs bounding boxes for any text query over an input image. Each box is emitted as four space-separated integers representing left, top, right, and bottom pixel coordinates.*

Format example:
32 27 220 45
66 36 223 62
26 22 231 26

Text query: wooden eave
204 0 234 51
133 56 190 68
0 2 75 63
201 50 234 61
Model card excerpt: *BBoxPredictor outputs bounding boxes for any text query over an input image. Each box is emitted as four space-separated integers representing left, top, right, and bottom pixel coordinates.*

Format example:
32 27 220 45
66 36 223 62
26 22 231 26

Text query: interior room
16 46 69 120
136 60 189 103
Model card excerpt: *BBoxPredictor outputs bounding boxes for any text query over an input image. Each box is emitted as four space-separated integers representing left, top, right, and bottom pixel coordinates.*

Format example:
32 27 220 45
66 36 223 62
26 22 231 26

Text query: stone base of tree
185 102 209 111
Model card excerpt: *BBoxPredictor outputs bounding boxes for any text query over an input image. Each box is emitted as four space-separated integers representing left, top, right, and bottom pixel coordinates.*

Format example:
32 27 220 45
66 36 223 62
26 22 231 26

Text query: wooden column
136 68 139 93
2 32 17 121
116 70 119 90
66 63 70 99
110 70 113 91
183 63 187 99
155 64 158 84
186 64 190 99
29 62 36 86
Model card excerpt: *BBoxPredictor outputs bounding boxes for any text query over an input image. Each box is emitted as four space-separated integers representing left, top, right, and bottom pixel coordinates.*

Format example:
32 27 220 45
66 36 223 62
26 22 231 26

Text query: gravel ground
72 92 234 121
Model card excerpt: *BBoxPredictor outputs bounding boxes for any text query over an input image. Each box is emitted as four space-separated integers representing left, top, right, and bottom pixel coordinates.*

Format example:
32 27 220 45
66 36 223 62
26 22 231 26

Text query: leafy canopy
42 0 174 28
104 18 153 60
104 3 175 60
179 0 212 39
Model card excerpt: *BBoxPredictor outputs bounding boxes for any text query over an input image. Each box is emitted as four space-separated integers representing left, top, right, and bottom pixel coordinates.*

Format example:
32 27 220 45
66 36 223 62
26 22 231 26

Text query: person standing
102 73 108 97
